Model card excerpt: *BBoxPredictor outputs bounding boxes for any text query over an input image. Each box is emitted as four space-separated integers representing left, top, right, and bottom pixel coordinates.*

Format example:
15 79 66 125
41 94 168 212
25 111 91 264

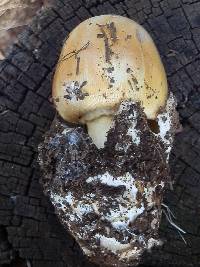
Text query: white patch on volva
62 128 72 135
115 142 131 153
151 218 158 229
65 192 73 205
50 192 74 208
120 247 142 260
82 247 93 256
92 202 100 215
127 125 140 145
87 172 144 229
123 103 141 145
75 203 93 218
117 101 137 115
95 234 131 253
143 186 155 206
159 181 165 188
156 93 176 157
147 238 163 250
107 204 144 230
51 192 93 221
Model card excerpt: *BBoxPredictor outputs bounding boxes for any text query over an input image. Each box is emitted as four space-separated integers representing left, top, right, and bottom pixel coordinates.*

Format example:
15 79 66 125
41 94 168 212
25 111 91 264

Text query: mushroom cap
52 15 168 123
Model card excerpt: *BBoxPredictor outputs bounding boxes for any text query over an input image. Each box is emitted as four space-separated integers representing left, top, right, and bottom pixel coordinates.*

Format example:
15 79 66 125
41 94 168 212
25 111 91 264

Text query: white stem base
87 116 113 149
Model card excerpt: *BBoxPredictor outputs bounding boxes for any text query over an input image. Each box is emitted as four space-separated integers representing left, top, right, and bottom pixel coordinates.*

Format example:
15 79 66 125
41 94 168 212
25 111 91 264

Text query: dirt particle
97 23 116 63
128 80 133 90
107 22 117 43
107 67 114 73
125 34 132 40
97 33 104 38
76 56 80 75
131 75 139 85
110 77 115 83
80 80 87 89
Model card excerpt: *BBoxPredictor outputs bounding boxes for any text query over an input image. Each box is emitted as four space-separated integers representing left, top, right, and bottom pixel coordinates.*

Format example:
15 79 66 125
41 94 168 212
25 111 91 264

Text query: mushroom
52 15 168 148
39 15 180 267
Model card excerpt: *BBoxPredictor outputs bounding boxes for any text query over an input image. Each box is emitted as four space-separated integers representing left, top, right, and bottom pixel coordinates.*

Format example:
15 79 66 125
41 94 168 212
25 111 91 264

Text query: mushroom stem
87 115 113 149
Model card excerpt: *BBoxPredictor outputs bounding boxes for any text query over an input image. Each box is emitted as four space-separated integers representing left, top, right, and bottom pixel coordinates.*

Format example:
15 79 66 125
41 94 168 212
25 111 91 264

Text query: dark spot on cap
107 67 114 73
80 80 88 89
127 68 132 73
128 80 133 90
107 22 117 43
97 33 104 38
64 95 71 100
126 34 132 40
110 77 115 83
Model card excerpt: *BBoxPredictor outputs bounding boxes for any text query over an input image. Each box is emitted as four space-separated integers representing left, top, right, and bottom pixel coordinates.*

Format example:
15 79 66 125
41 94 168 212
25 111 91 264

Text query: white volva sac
86 172 144 229
156 93 177 157
50 167 163 260
48 93 177 265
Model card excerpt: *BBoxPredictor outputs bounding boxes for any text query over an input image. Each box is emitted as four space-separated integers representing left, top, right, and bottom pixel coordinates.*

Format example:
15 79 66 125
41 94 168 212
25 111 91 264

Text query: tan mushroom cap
52 15 168 123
